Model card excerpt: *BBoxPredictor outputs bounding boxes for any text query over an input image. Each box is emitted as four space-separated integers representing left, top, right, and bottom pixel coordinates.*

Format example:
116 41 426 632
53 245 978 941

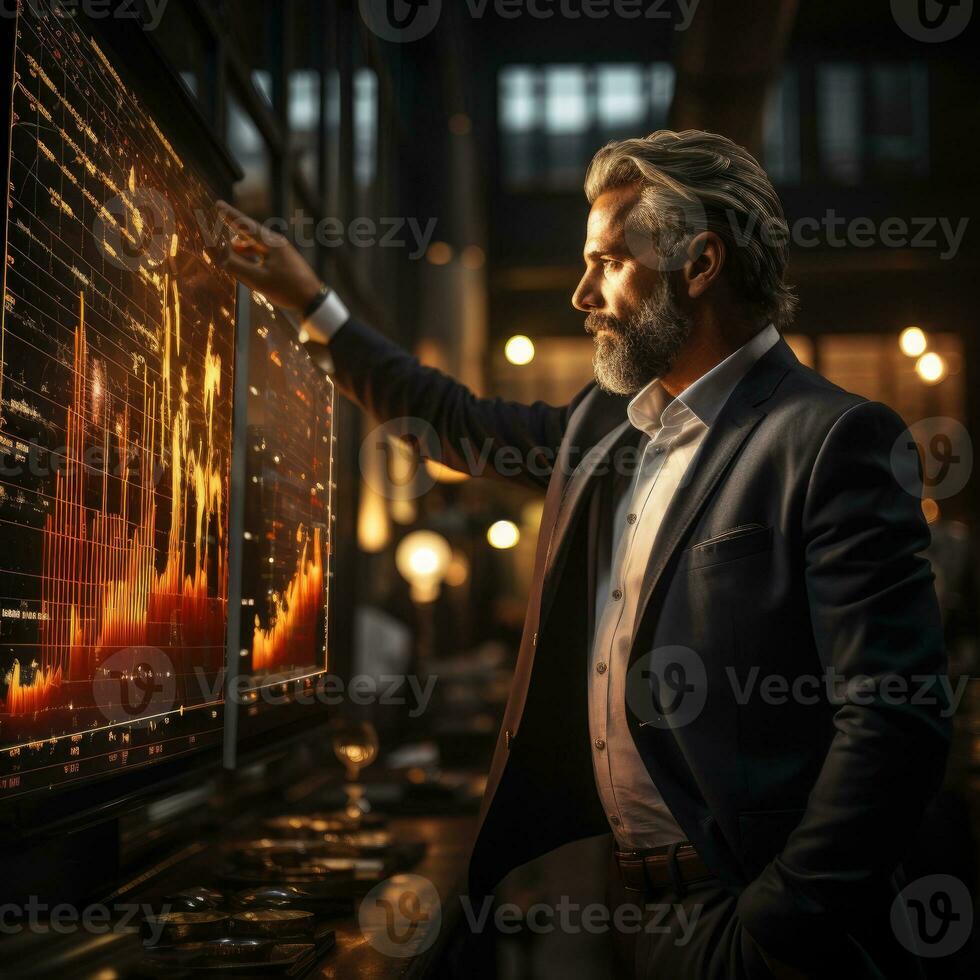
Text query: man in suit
217 129 950 979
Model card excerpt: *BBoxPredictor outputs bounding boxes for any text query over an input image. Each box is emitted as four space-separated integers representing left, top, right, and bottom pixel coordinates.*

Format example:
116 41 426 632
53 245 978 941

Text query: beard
586 279 692 396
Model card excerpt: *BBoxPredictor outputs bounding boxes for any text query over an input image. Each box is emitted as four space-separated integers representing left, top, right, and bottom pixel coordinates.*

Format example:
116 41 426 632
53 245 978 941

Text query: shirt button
612 588 623 601
655 446 666 455
609 815 621 826
626 513 637 525
596 661 607 674
594 738 605 751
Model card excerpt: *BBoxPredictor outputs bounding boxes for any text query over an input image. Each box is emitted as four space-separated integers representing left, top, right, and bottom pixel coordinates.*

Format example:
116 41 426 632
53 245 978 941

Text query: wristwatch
302 283 331 320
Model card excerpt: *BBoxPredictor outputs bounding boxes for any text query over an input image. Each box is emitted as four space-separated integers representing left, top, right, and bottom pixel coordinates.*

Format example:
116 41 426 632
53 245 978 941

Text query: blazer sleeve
304 317 590 491
736 399 951 967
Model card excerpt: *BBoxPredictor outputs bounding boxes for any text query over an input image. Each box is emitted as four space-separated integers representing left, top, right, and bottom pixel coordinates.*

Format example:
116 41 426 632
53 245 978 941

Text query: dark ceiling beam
668 0 799 156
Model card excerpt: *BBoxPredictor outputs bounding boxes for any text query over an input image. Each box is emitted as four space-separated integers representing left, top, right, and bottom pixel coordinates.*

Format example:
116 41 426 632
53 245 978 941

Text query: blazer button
612 589 623 601
531 632 538 646
504 729 512 750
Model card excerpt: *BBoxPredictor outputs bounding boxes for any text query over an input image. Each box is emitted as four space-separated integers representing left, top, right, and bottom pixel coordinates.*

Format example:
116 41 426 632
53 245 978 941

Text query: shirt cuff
300 288 350 342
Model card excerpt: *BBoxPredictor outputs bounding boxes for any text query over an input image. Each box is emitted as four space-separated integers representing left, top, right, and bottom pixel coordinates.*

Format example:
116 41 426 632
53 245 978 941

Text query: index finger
215 199 264 238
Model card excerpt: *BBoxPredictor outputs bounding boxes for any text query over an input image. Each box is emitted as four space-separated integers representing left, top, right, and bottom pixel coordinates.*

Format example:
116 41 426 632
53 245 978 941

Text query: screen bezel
222 285 335 770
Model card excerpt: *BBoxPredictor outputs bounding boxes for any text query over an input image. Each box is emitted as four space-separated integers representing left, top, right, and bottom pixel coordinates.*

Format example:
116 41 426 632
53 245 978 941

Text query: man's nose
572 274 601 313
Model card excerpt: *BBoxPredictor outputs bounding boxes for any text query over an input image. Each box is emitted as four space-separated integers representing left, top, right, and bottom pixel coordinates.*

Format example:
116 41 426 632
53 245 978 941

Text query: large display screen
0 1 237 799
233 293 334 715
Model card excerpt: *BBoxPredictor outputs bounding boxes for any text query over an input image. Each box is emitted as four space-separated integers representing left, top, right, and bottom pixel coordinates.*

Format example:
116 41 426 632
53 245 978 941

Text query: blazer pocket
683 524 772 571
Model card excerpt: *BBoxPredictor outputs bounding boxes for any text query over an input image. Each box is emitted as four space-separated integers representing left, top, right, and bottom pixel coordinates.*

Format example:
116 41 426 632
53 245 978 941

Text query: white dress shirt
590 324 780 849
299 288 351 340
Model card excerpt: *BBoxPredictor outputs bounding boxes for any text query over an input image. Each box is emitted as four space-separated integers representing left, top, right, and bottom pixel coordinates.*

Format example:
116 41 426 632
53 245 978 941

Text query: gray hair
584 130 798 330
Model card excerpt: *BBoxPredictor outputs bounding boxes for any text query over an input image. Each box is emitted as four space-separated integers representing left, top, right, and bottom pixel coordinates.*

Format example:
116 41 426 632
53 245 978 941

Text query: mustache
584 313 624 337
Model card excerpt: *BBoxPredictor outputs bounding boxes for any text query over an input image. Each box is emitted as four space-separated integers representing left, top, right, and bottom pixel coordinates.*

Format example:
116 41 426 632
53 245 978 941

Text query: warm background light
461 244 486 269
487 520 520 549
521 498 545 529
445 550 470 587
899 326 927 357
426 241 453 265
395 531 452 603
915 351 947 384
357 500 391 552
504 335 535 365
921 498 941 524
425 458 470 483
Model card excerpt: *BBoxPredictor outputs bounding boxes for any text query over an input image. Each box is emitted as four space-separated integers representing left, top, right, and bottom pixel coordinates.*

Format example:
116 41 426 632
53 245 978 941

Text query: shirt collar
627 323 780 436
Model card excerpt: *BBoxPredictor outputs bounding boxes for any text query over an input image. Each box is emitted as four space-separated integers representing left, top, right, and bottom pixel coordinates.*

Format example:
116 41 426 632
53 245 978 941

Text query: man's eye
602 259 621 271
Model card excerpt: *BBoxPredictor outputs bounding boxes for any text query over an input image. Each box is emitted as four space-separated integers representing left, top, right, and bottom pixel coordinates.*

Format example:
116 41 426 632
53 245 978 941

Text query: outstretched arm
216 201 585 490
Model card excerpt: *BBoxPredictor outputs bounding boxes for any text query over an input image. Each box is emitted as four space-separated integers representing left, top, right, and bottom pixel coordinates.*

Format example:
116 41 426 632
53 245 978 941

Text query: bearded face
585 276 692 396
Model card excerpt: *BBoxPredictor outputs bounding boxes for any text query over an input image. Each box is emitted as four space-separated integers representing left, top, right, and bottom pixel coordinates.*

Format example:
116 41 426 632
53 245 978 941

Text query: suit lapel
629 339 798 653
538 414 637 630
629 408 765 651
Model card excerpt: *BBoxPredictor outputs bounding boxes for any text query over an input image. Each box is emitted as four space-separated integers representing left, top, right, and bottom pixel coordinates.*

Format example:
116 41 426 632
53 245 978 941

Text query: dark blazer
307 319 950 976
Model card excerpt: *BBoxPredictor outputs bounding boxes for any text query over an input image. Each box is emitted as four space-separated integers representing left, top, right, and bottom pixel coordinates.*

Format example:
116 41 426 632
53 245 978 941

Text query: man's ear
681 231 726 300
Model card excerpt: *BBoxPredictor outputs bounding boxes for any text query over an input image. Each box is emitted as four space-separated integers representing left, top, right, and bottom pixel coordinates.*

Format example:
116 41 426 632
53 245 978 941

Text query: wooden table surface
313 814 476 980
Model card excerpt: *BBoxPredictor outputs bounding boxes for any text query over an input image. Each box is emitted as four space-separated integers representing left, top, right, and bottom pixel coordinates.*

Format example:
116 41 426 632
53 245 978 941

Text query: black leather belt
613 841 715 894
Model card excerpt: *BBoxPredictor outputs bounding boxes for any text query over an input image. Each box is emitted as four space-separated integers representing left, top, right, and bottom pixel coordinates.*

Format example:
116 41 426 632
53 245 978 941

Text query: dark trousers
604 849 929 980
605 850 775 979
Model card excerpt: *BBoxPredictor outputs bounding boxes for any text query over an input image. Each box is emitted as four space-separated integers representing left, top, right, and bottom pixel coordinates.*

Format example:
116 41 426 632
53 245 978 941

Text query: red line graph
4 283 227 715
251 524 324 674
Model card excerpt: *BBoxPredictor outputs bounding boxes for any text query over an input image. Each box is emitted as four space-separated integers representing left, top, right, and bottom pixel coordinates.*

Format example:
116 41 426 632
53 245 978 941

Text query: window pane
764 67 801 184
497 62 674 189
289 69 320 187
544 66 587 190
544 66 587 134
354 68 378 189
598 64 646 130
650 63 675 130
817 64 863 184
499 65 537 132
870 64 929 178
499 66 539 188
